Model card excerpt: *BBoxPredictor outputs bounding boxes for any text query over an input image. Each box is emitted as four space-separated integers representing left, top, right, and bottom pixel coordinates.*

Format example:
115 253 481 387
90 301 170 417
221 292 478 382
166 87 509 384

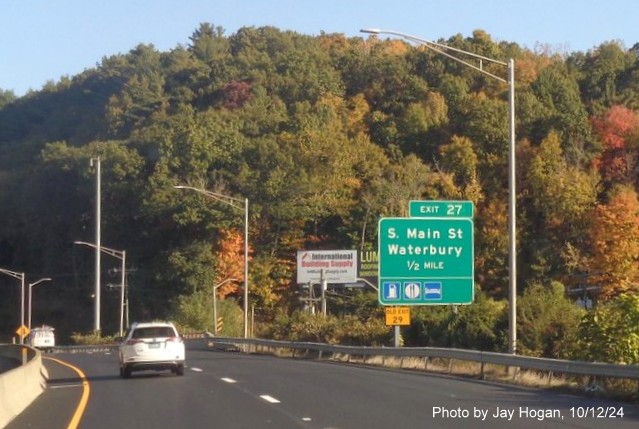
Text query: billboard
296 250 358 284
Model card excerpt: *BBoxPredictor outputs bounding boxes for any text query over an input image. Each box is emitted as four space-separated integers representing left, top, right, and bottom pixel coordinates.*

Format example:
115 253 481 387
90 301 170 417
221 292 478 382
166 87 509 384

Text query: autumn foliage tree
587 185 639 299
214 229 249 298
591 105 639 186
5 24 639 345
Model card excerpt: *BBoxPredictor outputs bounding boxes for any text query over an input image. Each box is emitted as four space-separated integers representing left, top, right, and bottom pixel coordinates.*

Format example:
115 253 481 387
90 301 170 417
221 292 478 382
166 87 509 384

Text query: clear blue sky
2 0 638 96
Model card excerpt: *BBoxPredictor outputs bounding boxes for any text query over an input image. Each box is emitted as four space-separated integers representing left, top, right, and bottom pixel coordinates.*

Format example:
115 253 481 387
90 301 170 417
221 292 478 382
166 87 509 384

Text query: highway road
6 347 638 429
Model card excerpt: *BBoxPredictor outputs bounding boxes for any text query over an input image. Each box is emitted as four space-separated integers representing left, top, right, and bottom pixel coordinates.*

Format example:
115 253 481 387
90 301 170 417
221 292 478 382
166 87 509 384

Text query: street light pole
120 250 126 335
0 268 26 343
75 241 126 335
28 277 52 329
507 58 517 356
90 157 101 333
361 28 518 354
174 185 250 338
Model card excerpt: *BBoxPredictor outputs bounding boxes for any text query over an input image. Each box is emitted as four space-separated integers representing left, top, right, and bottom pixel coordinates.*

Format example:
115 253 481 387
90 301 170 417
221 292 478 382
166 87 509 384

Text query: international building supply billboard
296 250 358 284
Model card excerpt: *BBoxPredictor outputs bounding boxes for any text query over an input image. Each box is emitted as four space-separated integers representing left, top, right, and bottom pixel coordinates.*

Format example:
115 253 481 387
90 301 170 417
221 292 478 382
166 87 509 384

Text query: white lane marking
221 377 237 383
49 384 84 389
260 395 281 404
190 367 203 372
302 417 312 421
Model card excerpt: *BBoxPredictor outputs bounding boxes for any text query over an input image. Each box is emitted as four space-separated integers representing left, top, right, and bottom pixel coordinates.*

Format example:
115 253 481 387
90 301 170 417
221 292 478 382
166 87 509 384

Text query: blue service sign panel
380 279 472 304
378 217 474 305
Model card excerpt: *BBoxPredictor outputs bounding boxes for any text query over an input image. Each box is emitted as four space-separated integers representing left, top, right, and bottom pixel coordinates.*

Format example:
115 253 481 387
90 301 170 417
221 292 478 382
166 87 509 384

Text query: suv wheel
175 364 185 376
120 365 131 379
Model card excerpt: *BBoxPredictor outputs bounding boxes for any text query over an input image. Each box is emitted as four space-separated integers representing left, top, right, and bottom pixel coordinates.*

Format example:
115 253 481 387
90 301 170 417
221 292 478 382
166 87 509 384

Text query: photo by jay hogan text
432 406 625 421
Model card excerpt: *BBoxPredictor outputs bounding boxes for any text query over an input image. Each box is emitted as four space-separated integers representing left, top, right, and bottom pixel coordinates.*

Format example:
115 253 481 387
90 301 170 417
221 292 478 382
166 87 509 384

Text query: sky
2 0 638 96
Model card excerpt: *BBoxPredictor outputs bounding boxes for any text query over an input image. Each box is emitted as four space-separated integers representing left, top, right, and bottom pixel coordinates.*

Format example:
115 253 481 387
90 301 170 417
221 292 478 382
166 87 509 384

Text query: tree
591 104 639 186
105 44 168 137
580 41 636 110
221 80 253 109
457 92 510 196
214 229 247 298
529 63 593 165
527 131 599 227
516 281 584 358
473 198 508 297
521 131 599 283
438 135 479 187
0 89 16 108
576 294 639 364
396 91 448 156
188 23 228 62
405 287 506 351
249 254 291 316
587 185 639 299
7 24 639 340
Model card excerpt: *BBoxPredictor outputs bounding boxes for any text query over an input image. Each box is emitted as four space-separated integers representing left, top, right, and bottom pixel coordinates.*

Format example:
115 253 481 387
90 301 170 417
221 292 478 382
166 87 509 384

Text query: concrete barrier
0 345 48 428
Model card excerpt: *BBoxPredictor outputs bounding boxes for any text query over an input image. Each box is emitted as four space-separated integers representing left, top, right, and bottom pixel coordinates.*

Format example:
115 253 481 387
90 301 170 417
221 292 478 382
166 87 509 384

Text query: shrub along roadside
404 287 507 351
575 293 639 364
167 282 638 365
258 310 391 346
173 289 244 337
516 281 584 358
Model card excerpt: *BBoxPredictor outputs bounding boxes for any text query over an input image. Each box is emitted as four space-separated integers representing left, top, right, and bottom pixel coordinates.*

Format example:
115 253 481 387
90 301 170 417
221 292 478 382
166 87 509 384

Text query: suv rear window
131 327 175 339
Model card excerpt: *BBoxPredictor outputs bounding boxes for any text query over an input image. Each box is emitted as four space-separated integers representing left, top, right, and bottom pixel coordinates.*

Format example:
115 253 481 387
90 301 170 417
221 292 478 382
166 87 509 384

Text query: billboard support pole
321 269 327 316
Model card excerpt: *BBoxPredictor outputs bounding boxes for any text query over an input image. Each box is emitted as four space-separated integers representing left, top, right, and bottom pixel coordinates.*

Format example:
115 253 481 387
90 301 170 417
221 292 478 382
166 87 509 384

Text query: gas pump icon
388 283 398 298
383 282 401 300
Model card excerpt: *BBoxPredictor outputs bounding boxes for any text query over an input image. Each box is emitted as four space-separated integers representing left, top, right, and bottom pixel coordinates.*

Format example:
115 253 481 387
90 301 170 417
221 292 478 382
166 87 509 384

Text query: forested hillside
1 24 639 353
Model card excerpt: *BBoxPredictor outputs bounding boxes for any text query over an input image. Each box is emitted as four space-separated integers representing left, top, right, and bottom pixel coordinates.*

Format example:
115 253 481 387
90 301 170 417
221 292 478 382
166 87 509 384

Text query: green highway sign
378 217 474 305
409 200 474 218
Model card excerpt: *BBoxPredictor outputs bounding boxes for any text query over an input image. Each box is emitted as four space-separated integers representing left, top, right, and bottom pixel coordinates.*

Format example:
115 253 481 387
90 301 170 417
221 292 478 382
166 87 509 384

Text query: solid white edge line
260 395 281 404
49 384 84 389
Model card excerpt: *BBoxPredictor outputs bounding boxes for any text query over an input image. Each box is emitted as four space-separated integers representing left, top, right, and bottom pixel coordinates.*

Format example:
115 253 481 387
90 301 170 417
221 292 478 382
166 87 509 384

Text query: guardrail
0 345 47 428
199 336 639 382
46 335 639 384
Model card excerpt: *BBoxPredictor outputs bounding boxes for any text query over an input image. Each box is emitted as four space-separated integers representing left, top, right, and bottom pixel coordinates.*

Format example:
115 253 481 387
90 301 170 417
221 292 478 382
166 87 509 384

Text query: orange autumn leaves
588 186 639 299
587 106 639 299
213 229 247 298
592 105 639 185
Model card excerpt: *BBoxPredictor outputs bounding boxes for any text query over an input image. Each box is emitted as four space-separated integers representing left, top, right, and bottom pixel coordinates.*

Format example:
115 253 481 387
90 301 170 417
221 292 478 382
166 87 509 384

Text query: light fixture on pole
174 185 250 338
0 268 26 343
361 28 518 354
28 277 52 329
75 241 127 336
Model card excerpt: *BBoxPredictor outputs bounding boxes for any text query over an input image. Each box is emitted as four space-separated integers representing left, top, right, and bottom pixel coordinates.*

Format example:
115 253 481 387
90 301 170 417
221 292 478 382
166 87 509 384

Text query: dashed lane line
260 395 281 404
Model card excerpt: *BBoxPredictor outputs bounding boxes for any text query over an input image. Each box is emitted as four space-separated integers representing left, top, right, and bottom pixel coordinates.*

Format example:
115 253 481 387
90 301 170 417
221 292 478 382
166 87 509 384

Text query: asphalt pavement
5 348 639 429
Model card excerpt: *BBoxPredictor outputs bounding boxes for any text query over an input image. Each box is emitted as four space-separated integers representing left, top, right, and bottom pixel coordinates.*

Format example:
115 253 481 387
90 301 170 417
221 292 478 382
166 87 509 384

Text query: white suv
118 322 185 378
28 325 56 352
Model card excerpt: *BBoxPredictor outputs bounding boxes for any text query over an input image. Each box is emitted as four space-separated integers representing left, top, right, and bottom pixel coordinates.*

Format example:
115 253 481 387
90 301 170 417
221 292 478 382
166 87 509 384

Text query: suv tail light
166 337 182 343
